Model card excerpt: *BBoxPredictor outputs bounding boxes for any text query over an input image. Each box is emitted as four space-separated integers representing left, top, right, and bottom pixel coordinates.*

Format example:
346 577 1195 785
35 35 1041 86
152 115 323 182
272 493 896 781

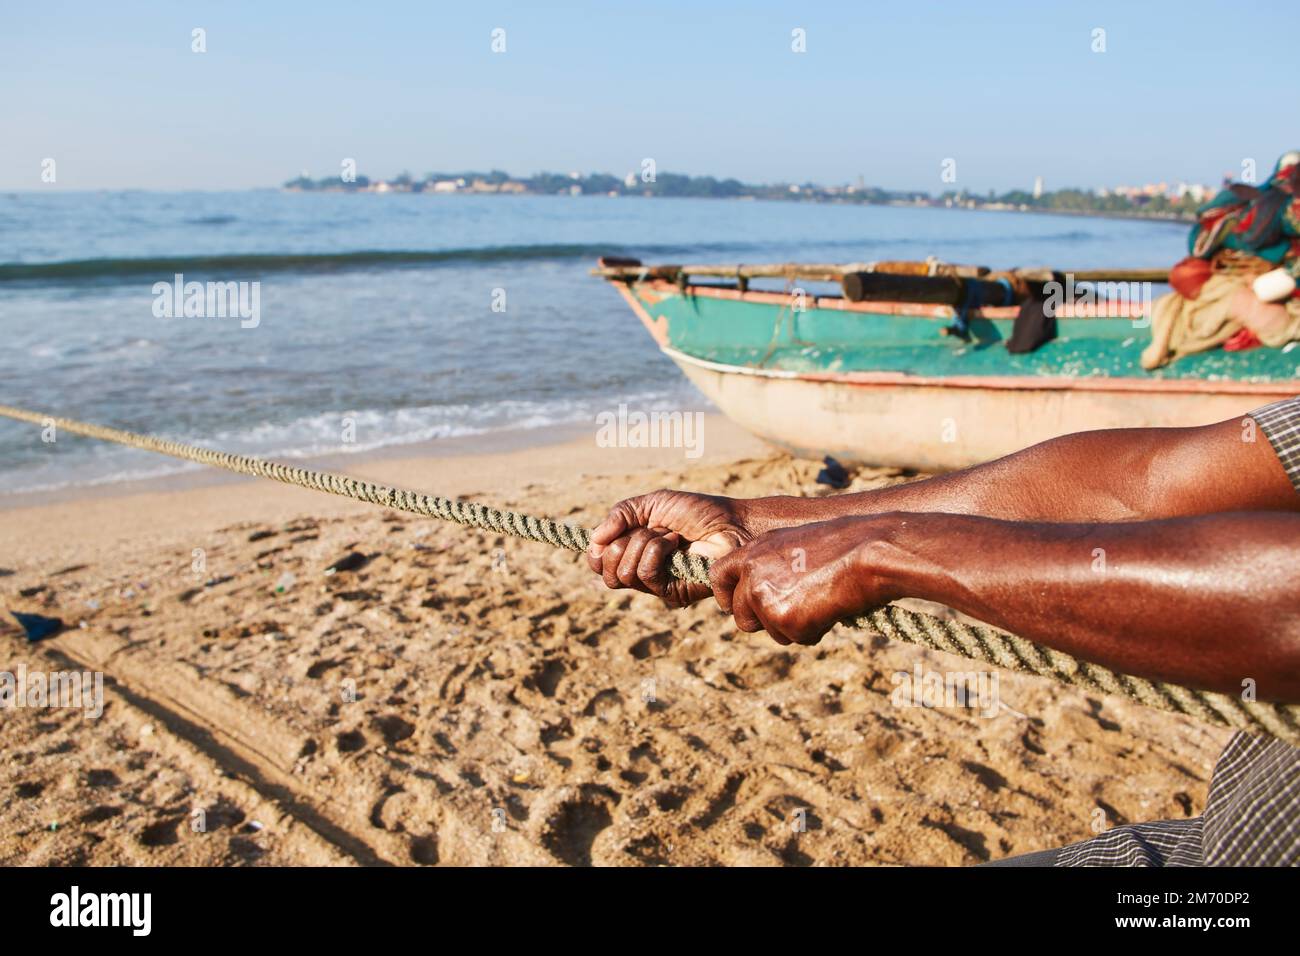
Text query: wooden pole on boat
591 258 991 284
841 271 1026 306
1012 267 1169 284
591 259 1170 288
842 271 962 304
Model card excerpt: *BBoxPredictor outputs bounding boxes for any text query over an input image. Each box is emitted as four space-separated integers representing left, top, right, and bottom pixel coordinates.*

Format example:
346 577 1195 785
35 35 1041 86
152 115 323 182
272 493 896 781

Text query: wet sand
0 416 1229 865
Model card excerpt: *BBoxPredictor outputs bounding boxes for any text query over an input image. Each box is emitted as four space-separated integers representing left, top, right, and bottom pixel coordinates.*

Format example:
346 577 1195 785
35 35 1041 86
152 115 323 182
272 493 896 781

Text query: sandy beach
1 415 1231 866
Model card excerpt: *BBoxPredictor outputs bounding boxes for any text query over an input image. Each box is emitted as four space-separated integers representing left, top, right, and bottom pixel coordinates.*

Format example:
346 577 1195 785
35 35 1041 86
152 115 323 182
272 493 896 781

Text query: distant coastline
282 168 1201 224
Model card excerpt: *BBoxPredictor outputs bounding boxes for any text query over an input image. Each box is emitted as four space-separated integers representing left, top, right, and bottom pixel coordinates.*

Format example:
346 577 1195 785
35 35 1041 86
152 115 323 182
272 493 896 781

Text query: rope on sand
3 402 1298 746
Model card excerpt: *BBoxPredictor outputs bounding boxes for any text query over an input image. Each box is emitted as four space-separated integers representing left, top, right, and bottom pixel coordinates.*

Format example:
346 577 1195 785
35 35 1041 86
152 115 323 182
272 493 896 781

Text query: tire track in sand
34 631 393 866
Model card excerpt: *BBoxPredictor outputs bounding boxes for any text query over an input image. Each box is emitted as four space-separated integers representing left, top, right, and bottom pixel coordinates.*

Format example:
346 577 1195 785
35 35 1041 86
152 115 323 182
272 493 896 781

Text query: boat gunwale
617 276 1153 321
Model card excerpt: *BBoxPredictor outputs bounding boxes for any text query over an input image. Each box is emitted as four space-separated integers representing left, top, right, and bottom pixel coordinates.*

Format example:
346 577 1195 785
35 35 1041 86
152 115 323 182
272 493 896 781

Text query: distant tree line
282 169 1203 218
949 188 1203 217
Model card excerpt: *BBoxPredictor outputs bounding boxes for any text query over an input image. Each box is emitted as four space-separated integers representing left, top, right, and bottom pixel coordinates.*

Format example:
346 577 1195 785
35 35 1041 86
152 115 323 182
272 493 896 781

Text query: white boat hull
667 348 1293 470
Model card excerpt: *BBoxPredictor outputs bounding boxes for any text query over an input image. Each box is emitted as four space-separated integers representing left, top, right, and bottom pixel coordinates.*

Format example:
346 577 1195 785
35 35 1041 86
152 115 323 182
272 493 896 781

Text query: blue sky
1 1 1292 192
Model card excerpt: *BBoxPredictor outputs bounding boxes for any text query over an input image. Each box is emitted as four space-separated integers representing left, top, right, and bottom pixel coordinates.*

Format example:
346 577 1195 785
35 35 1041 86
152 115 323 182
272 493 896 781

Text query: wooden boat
595 259 1300 470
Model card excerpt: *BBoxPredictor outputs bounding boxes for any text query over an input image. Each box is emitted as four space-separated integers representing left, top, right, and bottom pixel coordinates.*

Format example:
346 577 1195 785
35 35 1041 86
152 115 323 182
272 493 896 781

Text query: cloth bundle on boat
1143 152 1300 369
1142 271 1300 369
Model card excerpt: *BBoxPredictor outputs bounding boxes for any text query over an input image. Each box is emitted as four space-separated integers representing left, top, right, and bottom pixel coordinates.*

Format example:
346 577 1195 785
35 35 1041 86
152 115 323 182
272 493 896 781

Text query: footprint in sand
335 730 367 753
582 688 622 721
85 769 120 788
371 714 415 746
409 833 438 865
526 659 566 698
540 790 617 867
306 658 343 680
79 805 123 823
138 816 183 847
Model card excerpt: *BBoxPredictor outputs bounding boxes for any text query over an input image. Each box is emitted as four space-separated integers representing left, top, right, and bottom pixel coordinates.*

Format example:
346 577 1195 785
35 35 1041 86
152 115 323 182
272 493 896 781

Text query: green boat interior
596 259 1300 384
638 285 1299 383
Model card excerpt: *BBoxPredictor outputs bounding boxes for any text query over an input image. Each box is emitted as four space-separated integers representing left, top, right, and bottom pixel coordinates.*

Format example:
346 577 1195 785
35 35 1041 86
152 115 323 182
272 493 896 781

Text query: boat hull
666 346 1289 469
608 277 1299 469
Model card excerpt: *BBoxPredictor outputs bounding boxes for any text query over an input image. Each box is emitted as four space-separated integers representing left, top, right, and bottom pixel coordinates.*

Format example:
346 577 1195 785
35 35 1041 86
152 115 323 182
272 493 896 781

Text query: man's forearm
861 511 1300 702
743 416 1295 529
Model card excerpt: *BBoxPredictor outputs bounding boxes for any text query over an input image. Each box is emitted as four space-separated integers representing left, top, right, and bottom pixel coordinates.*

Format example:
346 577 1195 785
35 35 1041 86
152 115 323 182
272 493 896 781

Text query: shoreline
0 417 599 512
0 412 764 571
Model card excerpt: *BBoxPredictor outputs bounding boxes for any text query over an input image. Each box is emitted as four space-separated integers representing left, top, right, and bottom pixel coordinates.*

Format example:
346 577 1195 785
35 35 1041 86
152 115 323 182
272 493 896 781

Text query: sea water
0 190 1185 492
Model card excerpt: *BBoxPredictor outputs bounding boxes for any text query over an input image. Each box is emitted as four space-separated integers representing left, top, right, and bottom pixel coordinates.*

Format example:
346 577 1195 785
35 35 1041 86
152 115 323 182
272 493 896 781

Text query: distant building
431 180 460 193
1032 176 1044 199
1110 180 1212 203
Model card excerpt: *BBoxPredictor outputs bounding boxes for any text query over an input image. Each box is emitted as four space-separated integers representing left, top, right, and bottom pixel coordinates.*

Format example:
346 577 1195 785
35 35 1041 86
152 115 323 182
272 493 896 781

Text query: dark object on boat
11 611 64 643
1006 299 1058 354
815 456 850 489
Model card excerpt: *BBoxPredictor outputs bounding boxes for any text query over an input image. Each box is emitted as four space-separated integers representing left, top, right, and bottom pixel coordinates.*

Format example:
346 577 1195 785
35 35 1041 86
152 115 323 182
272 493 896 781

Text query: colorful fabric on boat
1052 396 1300 867
1189 152 1300 270
1144 153 1300 367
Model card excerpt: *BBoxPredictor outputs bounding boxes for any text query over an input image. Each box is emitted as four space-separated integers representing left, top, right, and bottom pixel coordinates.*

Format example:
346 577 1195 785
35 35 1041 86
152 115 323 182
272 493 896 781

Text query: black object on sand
11 611 65 643
815 456 851 489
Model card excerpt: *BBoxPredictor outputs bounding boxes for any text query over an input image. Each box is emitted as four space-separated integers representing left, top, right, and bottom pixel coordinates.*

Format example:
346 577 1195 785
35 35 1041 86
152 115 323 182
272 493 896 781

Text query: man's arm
746 414 1298 528
708 511 1300 702
588 412 1298 603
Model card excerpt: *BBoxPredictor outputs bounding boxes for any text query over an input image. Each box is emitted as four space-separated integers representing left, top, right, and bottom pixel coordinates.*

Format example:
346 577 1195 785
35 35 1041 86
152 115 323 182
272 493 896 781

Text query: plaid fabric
1254 397 1300 492
1055 396 1300 867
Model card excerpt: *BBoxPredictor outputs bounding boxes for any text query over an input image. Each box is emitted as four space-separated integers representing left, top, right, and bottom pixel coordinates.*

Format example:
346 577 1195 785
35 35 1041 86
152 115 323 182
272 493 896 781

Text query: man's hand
586 490 766 607
709 517 899 645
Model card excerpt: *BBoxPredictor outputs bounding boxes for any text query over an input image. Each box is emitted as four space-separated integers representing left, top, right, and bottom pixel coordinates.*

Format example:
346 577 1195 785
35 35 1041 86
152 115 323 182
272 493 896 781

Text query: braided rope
4 403 1298 745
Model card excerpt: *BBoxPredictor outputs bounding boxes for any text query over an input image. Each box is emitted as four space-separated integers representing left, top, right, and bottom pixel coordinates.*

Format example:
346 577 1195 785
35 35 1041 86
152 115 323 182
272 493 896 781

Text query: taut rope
3 403 1298 745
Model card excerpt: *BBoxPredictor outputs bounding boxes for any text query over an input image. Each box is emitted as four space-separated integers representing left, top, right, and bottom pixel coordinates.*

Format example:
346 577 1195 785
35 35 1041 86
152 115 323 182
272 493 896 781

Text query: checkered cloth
1255 397 1300 493
1055 396 1300 866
